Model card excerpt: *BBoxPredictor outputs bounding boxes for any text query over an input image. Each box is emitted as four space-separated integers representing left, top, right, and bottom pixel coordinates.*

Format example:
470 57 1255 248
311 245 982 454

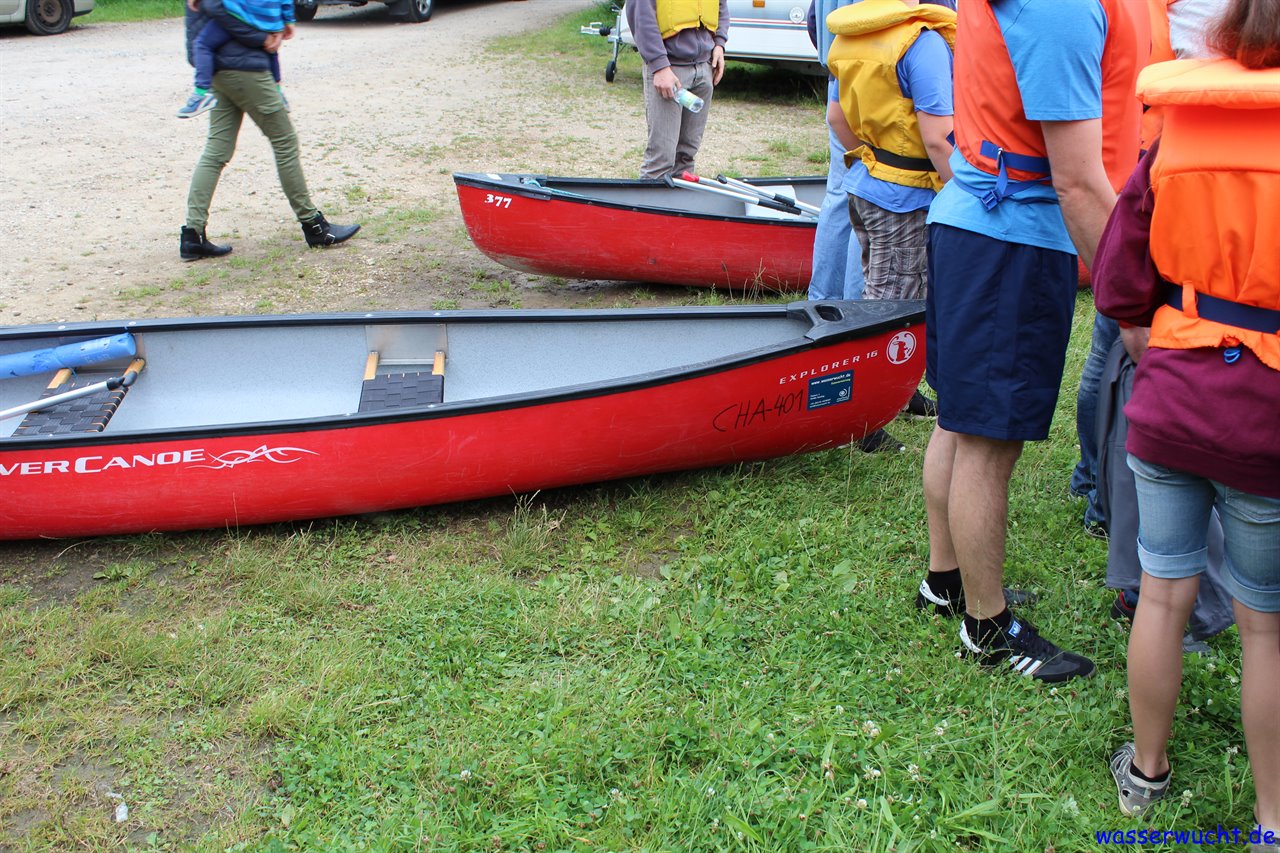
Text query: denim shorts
925 224 1077 441
1129 454 1280 613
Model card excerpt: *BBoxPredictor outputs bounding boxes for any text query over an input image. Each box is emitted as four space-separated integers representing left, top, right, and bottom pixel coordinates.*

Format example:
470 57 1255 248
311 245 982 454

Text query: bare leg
923 424 958 573
949 432 1022 619
1128 573 1199 778
1235 601 1280 830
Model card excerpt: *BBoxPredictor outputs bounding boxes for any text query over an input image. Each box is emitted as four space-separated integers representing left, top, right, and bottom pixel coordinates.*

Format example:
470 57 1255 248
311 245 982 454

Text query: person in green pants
180 0 358 260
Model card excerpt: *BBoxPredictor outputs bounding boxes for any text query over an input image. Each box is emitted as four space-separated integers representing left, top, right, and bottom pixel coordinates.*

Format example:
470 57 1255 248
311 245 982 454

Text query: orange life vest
1141 59 1280 372
951 0 1147 205
1140 0 1177 150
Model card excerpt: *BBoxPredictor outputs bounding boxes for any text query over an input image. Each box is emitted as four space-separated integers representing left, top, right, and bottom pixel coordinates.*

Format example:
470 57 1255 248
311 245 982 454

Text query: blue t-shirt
840 28 953 213
926 0 1107 253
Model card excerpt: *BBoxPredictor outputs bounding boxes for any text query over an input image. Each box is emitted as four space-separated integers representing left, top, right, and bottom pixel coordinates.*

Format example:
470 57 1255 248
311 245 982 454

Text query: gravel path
0 0 606 323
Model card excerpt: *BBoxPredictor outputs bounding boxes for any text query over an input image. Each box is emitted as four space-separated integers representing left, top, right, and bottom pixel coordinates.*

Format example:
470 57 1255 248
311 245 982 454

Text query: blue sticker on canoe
808 370 852 410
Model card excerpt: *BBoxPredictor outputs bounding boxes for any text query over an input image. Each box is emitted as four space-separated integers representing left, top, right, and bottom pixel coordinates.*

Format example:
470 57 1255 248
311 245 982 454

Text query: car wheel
403 0 431 22
294 2 318 21
24 0 73 35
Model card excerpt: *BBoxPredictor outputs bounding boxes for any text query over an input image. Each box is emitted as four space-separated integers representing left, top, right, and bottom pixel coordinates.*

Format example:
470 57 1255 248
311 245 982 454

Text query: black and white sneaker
959 617 1095 683
915 577 1037 617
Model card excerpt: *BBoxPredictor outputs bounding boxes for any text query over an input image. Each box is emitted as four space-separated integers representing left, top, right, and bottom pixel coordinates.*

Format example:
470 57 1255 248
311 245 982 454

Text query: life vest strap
867 146 935 172
1166 285 1280 335
947 137 1053 210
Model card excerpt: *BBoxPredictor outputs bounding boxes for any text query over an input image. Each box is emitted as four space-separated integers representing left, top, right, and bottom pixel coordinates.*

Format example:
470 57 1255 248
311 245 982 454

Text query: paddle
0 358 145 422
0 333 136 380
666 174 816 219
712 173 822 217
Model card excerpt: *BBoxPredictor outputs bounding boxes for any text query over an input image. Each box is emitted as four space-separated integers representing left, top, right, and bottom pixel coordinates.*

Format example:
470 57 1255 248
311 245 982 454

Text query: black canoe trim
454 172 826 228
0 300 924 451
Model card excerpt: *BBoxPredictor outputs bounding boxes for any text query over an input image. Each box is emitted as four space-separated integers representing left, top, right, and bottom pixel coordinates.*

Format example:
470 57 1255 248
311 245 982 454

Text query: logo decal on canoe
0 444 317 477
190 445 318 470
806 370 853 411
887 332 917 365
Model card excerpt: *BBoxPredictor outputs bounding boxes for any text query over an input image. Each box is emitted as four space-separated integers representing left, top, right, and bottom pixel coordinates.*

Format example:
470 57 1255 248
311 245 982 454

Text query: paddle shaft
669 178 815 218
0 360 144 422
715 174 822 216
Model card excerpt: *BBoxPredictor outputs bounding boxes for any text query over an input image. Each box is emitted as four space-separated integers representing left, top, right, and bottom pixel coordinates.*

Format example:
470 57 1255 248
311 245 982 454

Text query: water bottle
673 86 704 113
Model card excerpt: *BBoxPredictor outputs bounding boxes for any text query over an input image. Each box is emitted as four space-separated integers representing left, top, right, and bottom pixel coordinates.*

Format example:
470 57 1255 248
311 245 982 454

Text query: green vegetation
89 0 180 24
0 295 1254 850
1 4 1257 851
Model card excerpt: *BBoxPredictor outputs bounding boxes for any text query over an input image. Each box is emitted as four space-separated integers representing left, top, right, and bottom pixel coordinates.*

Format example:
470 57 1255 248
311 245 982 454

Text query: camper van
583 0 821 81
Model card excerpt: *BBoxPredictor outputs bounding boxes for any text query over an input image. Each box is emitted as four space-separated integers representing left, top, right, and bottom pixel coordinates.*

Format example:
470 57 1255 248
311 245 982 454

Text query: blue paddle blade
0 333 136 379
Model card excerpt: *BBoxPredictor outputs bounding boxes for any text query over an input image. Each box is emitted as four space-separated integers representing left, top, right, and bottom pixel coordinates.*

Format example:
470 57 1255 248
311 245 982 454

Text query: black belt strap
867 145 935 173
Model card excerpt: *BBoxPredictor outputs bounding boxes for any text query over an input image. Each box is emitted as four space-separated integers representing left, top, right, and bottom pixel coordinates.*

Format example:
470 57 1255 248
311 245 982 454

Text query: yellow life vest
826 0 955 191
656 0 719 40
1140 59 1280 372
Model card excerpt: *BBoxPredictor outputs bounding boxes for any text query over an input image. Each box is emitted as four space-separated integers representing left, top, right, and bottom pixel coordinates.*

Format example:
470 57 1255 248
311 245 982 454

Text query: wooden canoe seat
358 350 445 412
13 364 138 436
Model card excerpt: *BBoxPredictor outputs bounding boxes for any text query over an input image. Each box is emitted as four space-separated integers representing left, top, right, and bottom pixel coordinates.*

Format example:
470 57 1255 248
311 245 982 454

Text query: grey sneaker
1109 742 1169 817
1252 822 1280 853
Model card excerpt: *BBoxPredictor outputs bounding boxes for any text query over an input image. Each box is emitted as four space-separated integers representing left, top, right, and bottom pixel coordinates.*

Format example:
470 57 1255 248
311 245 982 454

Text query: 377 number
484 194 513 208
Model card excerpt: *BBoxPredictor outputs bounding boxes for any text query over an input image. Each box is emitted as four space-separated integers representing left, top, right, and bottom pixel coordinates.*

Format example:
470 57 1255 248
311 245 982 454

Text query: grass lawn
0 5 1255 852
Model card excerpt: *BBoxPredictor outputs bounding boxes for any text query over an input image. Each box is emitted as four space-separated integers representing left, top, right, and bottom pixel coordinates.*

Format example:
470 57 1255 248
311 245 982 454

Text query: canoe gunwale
453 172 825 228
0 301 924 453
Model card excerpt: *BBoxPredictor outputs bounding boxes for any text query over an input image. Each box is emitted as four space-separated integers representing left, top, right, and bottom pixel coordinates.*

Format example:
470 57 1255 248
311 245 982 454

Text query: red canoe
0 300 924 539
454 172 824 291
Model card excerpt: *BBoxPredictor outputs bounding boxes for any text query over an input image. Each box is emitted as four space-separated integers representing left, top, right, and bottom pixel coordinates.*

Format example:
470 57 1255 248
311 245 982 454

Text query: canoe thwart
364 351 380 381
432 350 445 377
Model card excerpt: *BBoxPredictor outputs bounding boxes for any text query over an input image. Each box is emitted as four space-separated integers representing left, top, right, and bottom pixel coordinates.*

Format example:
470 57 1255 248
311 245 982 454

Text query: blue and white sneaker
960 616 1095 683
177 91 217 119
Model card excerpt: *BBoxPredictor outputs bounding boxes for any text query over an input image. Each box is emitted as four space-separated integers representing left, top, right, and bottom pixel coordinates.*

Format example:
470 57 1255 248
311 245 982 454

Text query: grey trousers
186 69 319 232
640 61 714 180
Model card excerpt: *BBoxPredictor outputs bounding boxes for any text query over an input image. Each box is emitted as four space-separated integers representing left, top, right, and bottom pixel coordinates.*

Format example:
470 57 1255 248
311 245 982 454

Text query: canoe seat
358 350 445 412
13 371 130 436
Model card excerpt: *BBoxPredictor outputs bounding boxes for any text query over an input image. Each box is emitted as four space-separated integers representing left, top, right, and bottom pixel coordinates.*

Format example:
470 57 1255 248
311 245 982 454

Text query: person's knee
1139 570 1199 601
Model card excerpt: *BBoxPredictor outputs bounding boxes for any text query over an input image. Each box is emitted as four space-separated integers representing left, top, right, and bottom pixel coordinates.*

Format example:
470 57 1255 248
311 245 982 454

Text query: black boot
301 212 360 247
179 226 232 261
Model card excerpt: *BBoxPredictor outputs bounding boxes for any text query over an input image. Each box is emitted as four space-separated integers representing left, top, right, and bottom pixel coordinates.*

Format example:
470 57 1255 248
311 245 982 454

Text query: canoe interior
0 313 814 440
480 174 826 222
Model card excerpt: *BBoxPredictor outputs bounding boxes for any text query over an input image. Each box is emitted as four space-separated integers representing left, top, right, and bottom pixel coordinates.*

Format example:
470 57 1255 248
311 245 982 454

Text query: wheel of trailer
605 60 617 82
24 0 73 35
293 2 317 21
404 0 432 22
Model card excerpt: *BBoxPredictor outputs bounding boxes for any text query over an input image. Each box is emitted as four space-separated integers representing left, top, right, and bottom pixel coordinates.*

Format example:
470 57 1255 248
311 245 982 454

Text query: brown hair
1208 0 1280 68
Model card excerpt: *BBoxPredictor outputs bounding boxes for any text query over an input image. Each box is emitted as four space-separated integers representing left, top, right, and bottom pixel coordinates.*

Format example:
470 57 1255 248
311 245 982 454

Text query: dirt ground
0 1 826 325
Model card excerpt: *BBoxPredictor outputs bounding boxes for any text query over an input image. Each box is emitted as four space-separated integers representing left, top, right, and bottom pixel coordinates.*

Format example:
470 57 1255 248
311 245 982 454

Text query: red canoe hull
455 174 820 291
0 317 922 539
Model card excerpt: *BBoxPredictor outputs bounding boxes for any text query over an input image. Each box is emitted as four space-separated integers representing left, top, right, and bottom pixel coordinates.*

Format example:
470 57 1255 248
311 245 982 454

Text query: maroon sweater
1092 140 1280 499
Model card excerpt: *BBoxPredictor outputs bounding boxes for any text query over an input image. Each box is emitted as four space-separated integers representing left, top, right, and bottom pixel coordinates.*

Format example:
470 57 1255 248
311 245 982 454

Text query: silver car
584 0 820 82
0 0 94 34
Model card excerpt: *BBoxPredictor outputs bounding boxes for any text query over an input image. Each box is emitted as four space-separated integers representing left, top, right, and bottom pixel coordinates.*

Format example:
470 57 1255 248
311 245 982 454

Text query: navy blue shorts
925 224 1077 441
